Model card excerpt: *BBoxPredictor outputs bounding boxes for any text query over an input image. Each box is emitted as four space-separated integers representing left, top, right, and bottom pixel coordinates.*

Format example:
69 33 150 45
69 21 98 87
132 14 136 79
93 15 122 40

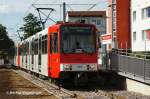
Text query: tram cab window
61 26 96 53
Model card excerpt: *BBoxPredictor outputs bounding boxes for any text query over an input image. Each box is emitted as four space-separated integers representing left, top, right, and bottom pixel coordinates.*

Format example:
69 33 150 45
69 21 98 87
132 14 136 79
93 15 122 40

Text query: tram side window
36 40 38 54
30 42 32 54
31 41 34 54
42 35 48 54
34 41 36 54
27 42 29 54
34 39 38 55
42 36 44 54
45 35 47 53
31 41 34 64
39 36 42 53
24 43 26 55
42 36 44 53
53 33 58 53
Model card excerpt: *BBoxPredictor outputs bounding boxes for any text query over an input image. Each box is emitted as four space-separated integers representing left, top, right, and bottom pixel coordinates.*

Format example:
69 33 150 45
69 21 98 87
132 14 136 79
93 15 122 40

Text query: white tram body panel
17 28 49 77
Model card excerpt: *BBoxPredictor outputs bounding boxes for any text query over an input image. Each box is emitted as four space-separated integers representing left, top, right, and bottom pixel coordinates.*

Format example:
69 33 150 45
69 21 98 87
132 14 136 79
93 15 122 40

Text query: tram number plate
72 64 87 71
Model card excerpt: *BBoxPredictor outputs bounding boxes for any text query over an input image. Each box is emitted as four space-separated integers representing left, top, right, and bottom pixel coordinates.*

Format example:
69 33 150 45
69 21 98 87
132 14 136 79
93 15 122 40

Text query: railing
110 49 150 84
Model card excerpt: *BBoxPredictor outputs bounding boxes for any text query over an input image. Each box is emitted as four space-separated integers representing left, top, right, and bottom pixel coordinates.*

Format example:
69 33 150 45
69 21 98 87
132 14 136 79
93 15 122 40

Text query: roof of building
68 11 106 17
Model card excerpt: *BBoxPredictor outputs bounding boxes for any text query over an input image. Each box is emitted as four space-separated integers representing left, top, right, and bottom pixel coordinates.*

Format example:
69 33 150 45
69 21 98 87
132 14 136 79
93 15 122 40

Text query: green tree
20 13 42 39
0 24 14 57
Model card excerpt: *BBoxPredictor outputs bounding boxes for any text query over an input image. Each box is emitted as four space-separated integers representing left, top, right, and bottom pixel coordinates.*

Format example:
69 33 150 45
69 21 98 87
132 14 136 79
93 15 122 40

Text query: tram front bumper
60 63 98 71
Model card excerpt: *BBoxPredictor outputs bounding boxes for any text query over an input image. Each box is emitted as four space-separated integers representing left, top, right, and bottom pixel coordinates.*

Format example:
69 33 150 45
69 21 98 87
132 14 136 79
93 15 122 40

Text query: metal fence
110 50 150 84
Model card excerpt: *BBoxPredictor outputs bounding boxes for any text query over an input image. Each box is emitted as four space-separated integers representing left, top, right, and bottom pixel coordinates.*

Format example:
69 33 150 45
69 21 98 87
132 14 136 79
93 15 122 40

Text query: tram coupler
74 72 88 86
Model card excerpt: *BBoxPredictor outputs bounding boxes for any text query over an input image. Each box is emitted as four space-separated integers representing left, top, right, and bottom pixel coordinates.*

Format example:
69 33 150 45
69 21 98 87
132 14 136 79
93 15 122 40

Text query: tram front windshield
60 26 96 53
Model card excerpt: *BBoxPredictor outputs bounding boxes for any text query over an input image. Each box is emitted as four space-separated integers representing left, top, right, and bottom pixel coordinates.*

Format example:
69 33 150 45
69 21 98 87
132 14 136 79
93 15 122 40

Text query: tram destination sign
100 34 112 45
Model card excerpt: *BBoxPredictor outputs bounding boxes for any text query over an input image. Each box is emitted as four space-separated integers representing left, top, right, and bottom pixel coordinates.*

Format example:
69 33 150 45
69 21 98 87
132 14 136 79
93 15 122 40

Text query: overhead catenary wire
87 1 107 11
11 0 40 30
33 4 95 6
6 0 60 43
8 0 107 42
66 4 74 11
74 0 107 23
32 5 57 24
32 3 97 22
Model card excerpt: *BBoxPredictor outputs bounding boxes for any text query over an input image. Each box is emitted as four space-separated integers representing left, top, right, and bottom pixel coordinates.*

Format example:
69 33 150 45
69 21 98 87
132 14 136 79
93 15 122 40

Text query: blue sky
0 0 107 43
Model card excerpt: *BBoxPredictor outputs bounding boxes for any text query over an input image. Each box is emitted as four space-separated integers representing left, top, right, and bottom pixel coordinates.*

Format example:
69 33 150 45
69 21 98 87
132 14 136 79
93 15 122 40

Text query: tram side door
51 33 59 78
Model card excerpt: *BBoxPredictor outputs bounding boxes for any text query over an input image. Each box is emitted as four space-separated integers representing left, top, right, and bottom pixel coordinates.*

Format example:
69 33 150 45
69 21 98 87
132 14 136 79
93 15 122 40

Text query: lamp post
108 1 116 49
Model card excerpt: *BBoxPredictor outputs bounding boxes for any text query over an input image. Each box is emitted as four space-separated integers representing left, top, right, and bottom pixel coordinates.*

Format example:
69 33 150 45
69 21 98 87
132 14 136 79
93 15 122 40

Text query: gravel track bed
13 69 77 99
3 65 150 99
68 89 150 99
14 68 150 99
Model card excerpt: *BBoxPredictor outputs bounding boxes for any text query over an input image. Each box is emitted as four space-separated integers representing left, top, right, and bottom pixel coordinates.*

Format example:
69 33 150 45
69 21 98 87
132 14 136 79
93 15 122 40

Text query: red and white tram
14 22 98 83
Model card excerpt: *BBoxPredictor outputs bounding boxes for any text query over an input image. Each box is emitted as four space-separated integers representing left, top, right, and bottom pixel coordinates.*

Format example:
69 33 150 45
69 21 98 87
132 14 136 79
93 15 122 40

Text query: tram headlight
87 64 97 71
61 64 72 71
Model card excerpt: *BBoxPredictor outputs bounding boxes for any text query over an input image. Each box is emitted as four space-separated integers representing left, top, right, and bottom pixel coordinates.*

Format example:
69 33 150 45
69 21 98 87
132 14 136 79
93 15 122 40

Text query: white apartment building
131 0 150 52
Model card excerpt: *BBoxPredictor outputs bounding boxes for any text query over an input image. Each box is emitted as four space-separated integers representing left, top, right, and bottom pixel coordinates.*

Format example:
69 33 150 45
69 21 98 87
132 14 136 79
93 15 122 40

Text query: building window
112 22 116 31
112 0 116 4
142 30 150 41
133 32 136 42
133 11 136 22
112 5 116 10
97 19 102 25
113 11 116 17
80 20 85 23
142 7 150 19
91 19 96 25
142 30 146 41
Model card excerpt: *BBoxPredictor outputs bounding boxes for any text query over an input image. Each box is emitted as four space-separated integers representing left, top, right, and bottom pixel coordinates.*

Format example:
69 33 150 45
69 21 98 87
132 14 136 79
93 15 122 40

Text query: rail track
13 68 126 99
13 69 78 99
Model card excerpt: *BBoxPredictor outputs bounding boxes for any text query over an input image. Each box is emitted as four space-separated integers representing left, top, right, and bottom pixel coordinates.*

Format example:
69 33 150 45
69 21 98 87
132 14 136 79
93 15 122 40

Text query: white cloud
0 4 9 13
0 0 34 13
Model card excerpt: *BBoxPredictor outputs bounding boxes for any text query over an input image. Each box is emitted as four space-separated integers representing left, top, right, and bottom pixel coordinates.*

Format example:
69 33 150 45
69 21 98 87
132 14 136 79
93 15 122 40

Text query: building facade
66 11 106 36
131 0 150 52
107 0 131 50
